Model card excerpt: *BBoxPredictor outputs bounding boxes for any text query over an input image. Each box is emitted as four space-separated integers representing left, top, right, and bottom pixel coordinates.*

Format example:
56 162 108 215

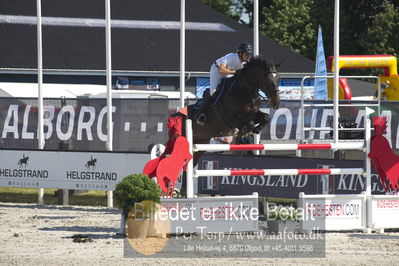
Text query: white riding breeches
209 64 233 96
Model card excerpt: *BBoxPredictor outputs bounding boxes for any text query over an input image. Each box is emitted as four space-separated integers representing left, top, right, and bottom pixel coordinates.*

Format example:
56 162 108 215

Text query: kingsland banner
0 98 398 152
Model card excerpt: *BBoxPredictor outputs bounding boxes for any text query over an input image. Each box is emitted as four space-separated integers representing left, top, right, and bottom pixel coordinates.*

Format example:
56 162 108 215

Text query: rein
234 74 260 102
235 67 277 102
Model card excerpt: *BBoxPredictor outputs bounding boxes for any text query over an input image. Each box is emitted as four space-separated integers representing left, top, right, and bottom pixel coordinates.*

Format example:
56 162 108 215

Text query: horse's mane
241 56 270 72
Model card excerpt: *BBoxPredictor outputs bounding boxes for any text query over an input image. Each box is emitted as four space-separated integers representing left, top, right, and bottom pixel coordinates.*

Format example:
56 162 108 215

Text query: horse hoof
253 127 261 134
196 120 205 126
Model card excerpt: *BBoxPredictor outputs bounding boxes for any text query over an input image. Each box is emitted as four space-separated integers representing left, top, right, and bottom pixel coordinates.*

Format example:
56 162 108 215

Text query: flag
314 25 328 100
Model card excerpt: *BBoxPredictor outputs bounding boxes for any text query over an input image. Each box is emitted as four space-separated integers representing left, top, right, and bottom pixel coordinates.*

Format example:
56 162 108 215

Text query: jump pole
194 142 364 152
194 168 364 178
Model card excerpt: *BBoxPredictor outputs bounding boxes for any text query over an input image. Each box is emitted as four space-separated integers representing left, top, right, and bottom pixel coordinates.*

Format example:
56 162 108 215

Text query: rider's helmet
237 42 253 55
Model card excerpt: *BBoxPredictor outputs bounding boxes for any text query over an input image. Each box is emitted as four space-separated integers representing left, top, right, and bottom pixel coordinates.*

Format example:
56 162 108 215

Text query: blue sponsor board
280 79 314 87
195 77 210 98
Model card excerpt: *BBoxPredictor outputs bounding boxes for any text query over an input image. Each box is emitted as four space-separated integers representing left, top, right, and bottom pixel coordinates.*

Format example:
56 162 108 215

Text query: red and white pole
194 142 364 152
194 168 364 178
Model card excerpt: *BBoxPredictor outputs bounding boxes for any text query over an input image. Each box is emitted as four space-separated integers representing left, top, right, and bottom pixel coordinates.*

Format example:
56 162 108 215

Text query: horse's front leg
252 111 270 134
236 121 254 137
237 127 250 138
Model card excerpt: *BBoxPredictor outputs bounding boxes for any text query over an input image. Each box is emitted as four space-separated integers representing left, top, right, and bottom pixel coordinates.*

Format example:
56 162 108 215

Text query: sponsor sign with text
0 150 148 190
2 99 399 153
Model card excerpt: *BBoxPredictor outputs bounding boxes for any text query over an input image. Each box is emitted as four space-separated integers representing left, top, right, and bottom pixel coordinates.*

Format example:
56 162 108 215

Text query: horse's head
239 56 280 109
263 62 281 109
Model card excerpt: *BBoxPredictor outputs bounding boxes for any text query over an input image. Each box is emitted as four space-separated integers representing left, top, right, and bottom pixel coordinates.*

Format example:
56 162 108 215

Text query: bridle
237 64 279 103
235 73 260 102
263 65 280 98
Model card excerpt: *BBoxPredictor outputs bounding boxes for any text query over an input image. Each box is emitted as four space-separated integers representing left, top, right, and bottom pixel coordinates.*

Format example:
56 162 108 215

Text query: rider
196 42 253 125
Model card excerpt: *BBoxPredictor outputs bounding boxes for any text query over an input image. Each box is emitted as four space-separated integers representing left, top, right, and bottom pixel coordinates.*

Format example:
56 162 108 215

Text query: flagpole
36 0 45 204
253 0 259 56
333 0 340 143
253 0 261 155
179 0 185 109
105 0 113 207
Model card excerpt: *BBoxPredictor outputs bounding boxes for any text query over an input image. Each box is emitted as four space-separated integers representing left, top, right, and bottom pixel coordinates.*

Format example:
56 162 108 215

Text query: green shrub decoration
114 173 161 217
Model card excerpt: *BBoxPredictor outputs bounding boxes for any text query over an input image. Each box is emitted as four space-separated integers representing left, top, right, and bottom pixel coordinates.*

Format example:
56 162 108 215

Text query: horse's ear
267 61 280 71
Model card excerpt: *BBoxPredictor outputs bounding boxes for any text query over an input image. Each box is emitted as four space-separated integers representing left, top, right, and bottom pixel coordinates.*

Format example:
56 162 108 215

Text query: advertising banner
1 98 399 153
370 195 399 229
159 194 258 233
0 149 148 190
0 98 178 152
299 194 366 231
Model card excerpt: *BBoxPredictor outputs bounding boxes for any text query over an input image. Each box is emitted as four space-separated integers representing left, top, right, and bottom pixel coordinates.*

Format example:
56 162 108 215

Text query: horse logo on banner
85 156 97 171
17 154 29 168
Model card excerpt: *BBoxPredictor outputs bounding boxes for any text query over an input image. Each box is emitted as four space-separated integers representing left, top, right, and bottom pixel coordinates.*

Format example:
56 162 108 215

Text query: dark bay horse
146 56 281 197
188 56 281 165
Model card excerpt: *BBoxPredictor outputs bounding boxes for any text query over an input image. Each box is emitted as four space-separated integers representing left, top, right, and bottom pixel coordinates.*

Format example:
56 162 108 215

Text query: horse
144 56 280 197
188 56 281 165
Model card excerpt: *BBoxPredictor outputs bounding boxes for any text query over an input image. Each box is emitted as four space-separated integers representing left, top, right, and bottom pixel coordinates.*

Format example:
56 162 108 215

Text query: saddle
195 78 229 110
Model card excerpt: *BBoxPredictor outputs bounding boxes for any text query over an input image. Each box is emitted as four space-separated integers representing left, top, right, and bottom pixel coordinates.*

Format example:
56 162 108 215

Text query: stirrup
196 113 206 126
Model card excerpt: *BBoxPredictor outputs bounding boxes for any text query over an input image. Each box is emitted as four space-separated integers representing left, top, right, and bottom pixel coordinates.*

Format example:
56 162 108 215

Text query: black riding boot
196 89 211 126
